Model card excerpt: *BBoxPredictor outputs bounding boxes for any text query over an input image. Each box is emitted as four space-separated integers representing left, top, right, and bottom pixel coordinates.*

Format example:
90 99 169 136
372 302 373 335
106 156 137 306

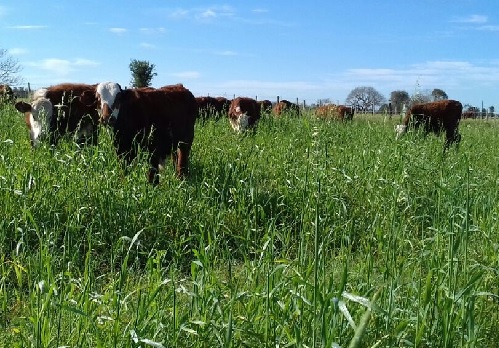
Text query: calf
395 99 463 150
228 97 261 132
14 83 99 147
80 82 197 184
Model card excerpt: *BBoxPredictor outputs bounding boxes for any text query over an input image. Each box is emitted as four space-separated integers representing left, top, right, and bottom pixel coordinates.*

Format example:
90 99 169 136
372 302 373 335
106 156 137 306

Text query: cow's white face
395 124 407 139
229 106 249 133
96 82 121 122
25 97 53 146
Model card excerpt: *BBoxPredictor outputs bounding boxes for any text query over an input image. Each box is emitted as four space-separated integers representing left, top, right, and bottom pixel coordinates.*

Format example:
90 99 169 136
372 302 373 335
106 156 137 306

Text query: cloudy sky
1 0 499 108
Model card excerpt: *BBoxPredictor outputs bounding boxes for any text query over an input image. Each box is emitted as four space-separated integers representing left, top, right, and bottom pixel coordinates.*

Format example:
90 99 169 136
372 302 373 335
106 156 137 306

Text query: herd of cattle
0 82 463 184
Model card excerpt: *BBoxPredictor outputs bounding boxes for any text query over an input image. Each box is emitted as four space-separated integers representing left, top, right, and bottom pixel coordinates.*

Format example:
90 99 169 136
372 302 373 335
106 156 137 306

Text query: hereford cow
228 97 261 132
0 84 15 104
196 96 230 120
216 97 231 115
80 82 197 184
395 99 463 150
272 100 300 116
14 83 99 147
315 104 354 120
258 99 273 114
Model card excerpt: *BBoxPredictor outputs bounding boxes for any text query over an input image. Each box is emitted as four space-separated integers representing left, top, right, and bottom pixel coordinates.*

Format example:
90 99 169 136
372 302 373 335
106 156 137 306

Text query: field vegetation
0 103 498 347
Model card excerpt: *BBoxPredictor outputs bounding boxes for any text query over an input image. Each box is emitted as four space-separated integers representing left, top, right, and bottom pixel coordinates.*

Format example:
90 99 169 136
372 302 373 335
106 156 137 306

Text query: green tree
390 90 410 114
129 59 157 88
0 49 22 85
431 88 448 101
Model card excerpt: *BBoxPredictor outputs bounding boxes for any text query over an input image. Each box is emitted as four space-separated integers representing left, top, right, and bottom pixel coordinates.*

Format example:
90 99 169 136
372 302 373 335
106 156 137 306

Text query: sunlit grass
0 104 498 347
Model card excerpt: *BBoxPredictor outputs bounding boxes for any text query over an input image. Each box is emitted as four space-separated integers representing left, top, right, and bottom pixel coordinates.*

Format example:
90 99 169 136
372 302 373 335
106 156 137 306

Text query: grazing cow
395 99 463 150
258 99 273 114
315 104 354 120
272 99 300 116
14 83 99 147
196 96 230 120
80 82 197 184
228 97 261 132
0 84 15 104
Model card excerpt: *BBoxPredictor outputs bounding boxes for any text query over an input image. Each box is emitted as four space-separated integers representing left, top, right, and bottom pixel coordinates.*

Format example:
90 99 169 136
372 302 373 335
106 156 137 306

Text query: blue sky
1 0 499 109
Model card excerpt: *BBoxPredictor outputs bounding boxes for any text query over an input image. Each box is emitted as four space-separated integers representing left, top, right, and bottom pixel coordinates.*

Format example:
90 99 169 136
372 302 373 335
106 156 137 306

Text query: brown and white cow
315 104 354 121
272 100 300 116
14 83 99 147
228 97 261 132
395 99 463 150
80 82 197 184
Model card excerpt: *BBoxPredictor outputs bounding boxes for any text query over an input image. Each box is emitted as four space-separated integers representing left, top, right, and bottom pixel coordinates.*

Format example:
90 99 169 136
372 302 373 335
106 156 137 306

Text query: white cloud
452 14 488 24
74 58 99 66
9 25 47 30
8 48 28 56
476 25 499 31
200 9 216 19
109 27 127 34
139 27 166 34
168 6 235 21
27 58 100 76
169 9 189 19
252 8 268 14
171 71 201 79
215 50 237 56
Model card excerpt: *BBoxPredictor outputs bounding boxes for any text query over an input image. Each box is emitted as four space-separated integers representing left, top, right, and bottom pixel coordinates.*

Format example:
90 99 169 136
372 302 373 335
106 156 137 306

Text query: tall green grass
0 104 498 347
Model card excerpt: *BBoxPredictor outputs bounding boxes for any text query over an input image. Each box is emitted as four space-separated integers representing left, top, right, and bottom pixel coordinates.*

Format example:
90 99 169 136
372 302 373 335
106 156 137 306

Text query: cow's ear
15 101 31 113
79 90 97 106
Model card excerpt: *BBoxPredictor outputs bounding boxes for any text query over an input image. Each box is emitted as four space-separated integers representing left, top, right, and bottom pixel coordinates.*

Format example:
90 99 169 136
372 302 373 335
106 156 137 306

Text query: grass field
0 103 498 347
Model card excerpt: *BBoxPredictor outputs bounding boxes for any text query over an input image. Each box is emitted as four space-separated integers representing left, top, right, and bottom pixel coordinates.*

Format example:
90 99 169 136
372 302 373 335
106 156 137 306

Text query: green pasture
0 103 498 347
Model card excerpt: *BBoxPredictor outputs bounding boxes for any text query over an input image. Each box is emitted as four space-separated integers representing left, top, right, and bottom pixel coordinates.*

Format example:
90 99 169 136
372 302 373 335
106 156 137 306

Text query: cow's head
394 124 407 139
229 105 250 133
15 96 53 147
80 82 122 125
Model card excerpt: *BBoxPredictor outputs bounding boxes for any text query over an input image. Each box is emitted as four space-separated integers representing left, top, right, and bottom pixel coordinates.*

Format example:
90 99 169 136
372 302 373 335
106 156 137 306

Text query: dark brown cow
196 96 229 120
216 97 231 115
461 111 476 119
395 99 463 149
272 100 300 116
315 104 354 120
14 83 99 146
0 84 15 104
258 99 272 114
228 97 261 132
80 82 197 184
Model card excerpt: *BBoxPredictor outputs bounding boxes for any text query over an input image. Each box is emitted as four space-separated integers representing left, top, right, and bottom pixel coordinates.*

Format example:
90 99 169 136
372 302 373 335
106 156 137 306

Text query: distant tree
390 90 410 114
431 88 448 101
129 59 157 88
411 89 432 105
316 98 332 106
489 105 495 116
345 86 385 113
0 49 22 85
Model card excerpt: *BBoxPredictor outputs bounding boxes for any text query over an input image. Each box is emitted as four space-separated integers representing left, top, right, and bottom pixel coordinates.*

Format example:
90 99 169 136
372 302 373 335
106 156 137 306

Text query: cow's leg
176 141 191 178
148 153 160 185
444 126 460 152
